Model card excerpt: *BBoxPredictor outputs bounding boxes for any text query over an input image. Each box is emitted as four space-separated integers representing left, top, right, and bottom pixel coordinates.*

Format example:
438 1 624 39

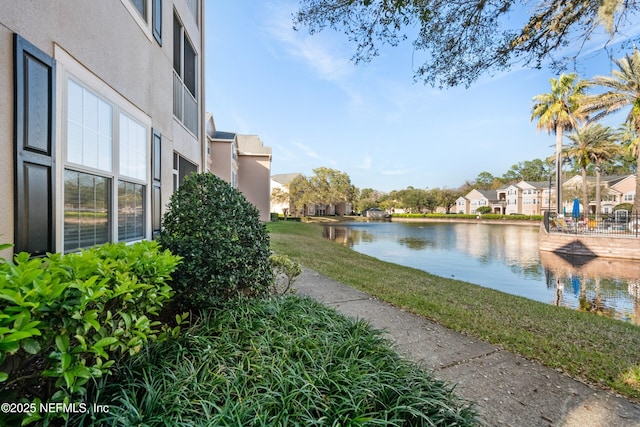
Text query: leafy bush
476 206 492 214
392 213 477 219
269 253 302 295
391 213 542 221
614 203 633 212
481 214 543 221
0 241 181 425
158 173 273 308
73 296 478 426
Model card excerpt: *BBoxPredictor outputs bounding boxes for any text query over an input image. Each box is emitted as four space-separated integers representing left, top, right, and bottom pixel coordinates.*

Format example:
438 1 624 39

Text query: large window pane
119 113 147 180
184 37 196 96
118 181 145 241
152 0 162 44
173 14 181 74
67 79 112 171
64 170 110 252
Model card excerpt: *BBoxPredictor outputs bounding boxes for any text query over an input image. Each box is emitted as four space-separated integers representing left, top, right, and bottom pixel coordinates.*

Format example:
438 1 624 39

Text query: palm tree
589 127 622 217
566 123 621 217
618 120 639 170
579 49 640 214
564 124 592 218
532 73 588 214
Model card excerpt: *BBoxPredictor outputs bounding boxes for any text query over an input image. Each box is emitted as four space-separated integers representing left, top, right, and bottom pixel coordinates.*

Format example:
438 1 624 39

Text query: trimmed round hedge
158 173 273 308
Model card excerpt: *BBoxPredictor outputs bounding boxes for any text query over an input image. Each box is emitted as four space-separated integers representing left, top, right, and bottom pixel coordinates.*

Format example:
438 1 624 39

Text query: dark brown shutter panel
14 34 56 256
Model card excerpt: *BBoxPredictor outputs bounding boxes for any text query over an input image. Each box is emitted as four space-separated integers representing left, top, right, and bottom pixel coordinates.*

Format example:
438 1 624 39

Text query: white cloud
356 155 373 170
264 3 352 82
272 143 299 162
293 141 321 159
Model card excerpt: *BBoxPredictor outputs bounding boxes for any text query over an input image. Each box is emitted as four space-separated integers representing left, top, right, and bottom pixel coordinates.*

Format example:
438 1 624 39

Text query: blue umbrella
572 197 580 219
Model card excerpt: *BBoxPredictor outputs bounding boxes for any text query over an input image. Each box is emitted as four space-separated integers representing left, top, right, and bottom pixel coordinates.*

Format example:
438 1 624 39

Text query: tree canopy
290 167 356 212
294 0 640 87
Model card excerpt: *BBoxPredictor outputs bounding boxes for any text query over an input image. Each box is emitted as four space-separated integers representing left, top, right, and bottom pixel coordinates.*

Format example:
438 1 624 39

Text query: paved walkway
295 267 640 427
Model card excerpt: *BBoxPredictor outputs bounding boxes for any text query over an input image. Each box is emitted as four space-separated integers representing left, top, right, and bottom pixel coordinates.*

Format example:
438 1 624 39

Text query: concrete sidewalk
295 267 640 427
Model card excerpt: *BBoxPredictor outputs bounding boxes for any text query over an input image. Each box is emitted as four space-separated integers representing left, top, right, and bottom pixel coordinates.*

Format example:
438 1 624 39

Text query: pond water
322 221 640 324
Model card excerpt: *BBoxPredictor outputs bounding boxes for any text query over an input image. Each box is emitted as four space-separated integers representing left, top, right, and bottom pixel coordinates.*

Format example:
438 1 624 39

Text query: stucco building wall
0 0 205 257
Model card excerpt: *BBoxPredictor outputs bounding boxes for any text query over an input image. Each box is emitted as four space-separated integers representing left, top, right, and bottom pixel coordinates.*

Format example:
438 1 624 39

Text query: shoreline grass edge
267 221 640 401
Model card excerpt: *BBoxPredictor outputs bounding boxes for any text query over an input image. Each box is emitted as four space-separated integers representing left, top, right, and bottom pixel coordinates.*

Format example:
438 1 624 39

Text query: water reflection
322 222 640 324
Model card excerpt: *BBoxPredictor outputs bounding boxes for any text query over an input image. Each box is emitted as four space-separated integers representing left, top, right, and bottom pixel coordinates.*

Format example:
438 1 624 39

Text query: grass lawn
267 220 640 401
74 297 478 426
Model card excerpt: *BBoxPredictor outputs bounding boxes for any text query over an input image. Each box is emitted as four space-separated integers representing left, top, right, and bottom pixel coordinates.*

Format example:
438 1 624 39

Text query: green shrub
481 214 543 221
614 203 633 212
391 213 542 221
476 206 492 214
158 173 273 308
269 253 302 295
392 213 477 219
0 241 181 425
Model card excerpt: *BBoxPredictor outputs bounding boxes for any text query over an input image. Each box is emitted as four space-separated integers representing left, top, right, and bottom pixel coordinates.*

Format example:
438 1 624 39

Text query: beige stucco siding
209 142 235 184
238 155 272 222
0 0 205 256
0 25 14 258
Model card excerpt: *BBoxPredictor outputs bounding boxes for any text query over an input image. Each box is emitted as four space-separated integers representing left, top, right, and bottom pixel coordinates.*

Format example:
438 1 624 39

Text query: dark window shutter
14 34 56 256
151 129 161 238
152 0 162 45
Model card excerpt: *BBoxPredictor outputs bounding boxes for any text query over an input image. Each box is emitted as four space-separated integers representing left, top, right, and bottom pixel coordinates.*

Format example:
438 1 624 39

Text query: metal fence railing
544 211 640 238
173 71 198 136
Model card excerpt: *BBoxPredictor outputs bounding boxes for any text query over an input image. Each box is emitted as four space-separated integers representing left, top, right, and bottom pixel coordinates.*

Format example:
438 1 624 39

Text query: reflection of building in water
322 225 350 246
629 281 640 325
453 224 541 268
554 278 564 306
540 251 640 324
322 226 376 248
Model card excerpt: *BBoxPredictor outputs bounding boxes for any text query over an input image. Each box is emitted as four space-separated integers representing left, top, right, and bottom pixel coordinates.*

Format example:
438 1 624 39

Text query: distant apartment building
270 172 352 217
205 114 272 221
456 175 636 216
562 175 636 214
0 0 206 258
271 173 301 216
237 135 272 222
206 113 239 188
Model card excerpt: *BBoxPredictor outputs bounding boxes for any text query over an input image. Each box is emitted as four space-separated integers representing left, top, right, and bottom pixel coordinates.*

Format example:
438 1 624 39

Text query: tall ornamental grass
75 297 478 426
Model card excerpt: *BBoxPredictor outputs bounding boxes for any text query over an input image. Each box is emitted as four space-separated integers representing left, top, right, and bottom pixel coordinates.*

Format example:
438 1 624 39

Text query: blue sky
206 1 636 192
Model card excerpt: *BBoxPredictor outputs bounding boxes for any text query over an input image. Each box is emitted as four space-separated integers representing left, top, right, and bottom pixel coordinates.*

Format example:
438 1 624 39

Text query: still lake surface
322 221 640 324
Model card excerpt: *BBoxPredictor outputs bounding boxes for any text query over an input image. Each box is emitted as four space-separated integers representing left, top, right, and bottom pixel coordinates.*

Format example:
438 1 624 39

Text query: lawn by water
267 220 640 401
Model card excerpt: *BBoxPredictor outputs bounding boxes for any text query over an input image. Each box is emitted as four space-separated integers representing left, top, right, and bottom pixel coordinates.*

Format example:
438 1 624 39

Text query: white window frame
55 45 151 252
120 0 154 42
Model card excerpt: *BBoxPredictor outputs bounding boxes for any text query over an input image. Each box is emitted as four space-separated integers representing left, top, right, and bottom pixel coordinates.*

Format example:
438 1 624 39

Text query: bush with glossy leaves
158 173 273 308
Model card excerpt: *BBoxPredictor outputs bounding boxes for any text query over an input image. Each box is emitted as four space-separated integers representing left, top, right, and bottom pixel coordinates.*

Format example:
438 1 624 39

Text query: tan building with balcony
0 0 206 258
563 174 636 214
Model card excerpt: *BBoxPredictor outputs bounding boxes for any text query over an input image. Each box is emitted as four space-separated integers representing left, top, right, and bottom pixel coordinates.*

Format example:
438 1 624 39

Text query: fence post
543 211 550 232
